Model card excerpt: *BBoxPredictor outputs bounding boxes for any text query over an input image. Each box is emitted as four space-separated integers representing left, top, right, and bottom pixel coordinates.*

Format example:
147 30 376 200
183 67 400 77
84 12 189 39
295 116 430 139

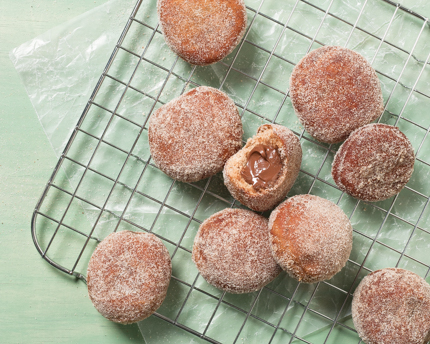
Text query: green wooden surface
0 1 143 343
1 1 429 344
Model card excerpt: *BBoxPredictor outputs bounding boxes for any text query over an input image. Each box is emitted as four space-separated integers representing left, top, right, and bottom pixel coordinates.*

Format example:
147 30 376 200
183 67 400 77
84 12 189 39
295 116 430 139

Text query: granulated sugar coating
192 208 282 294
157 0 247 65
87 231 171 324
269 194 352 283
148 86 243 182
332 123 415 202
223 124 302 212
352 268 430 344
290 46 384 144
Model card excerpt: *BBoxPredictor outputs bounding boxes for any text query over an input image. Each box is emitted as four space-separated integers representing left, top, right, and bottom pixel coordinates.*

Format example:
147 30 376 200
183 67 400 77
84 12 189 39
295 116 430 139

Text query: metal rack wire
31 0 430 343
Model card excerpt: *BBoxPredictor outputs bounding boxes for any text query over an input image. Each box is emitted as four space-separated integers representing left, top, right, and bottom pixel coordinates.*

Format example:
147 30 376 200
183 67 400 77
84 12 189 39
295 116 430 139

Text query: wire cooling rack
32 0 430 343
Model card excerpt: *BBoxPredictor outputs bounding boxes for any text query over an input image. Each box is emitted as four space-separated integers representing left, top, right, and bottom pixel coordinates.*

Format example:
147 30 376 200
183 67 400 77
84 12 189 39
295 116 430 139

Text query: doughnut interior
223 124 302 212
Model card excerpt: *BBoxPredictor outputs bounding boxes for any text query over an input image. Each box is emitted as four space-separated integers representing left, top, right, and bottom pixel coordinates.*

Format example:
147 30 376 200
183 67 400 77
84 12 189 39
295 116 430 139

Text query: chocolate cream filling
240 144 282 190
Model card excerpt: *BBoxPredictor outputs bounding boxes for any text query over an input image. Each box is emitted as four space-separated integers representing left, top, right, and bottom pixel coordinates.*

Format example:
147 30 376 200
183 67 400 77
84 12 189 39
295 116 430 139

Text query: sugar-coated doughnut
223 124 302 212
352 268 430 344
148 86 243 182
87 231 172 324
192 208 281 293
290 46 384 143
269 194 352 283
332 123 415 202
157 0 247 65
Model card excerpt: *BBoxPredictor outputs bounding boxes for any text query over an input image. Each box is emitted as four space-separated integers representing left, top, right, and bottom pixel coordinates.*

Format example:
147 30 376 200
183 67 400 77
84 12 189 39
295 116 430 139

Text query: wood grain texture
0 1 144 343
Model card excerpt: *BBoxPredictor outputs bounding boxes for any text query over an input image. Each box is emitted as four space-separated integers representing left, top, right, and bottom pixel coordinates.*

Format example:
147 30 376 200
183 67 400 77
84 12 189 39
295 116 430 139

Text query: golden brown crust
148 86 243 182
157 0 247 65
87 231 172 324
290 46 384 143
192 208 281 294
332 124 415 202
223 124 302 212
352 268 430 344
268 194 352 283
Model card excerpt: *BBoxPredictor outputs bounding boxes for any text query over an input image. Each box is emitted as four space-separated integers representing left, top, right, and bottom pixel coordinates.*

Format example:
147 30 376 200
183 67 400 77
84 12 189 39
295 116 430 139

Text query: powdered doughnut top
157 0 247 65
332 123 415 202
269 194 353 283
290 46 384 143
352 268 430 344
192 208 282 294
148 86 243 182
87 231 172 324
